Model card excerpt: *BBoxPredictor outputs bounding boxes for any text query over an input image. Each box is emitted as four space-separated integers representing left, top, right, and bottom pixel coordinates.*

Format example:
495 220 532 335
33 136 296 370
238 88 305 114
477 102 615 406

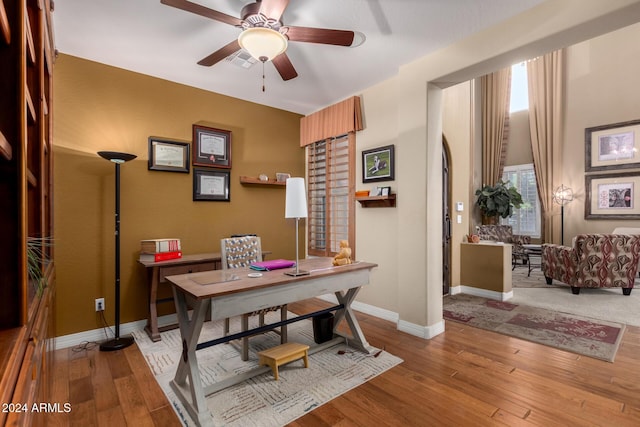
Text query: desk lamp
98 151 137 351
285 177 309 276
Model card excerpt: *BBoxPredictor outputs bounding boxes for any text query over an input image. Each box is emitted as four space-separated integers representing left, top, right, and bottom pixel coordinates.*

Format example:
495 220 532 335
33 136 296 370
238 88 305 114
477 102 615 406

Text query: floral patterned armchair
541 234 640 295
475 225 531 264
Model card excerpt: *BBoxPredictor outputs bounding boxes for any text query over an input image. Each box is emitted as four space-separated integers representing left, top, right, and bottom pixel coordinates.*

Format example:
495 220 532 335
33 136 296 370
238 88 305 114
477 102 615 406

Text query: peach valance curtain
300 96 363 147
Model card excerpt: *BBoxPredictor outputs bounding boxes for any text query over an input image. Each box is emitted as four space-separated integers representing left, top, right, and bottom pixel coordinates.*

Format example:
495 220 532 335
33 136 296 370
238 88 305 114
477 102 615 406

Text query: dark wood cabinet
0 0 55 425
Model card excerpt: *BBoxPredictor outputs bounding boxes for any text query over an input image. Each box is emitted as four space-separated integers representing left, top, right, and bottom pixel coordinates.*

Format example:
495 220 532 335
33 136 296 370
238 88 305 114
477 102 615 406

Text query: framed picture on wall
585 172 640 219
148 137 190 173
192 124 231 168
193 168 230 201
585 119 640 172
362 144 395 183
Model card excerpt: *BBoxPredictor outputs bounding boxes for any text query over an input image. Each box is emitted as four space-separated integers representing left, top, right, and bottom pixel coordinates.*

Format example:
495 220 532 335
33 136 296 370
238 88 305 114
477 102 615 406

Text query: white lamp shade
285 177 308 218
238 27 287 62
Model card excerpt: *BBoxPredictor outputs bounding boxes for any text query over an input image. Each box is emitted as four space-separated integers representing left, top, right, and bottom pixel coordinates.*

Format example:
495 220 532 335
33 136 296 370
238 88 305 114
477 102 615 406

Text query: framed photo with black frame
585 172 640 219
148 137 190 173
193 168 230 202
192 124 231 168
585 119 640 172
362 144 395 183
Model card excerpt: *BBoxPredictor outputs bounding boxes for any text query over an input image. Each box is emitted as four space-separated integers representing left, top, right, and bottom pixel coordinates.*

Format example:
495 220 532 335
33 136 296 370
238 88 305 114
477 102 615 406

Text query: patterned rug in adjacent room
443 294 625 362
133 312 402 427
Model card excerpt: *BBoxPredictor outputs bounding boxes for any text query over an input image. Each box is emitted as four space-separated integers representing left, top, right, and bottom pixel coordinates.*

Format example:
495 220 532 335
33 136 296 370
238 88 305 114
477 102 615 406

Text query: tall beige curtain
481 67 511 186
527 50 564 243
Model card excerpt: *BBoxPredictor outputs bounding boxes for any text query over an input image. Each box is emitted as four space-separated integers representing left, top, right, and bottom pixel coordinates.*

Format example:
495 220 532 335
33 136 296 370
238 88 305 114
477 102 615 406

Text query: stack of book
139 238 182 262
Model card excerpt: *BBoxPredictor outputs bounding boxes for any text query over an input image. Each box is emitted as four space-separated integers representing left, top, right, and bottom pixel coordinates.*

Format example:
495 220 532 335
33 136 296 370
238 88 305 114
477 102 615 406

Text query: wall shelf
239 176 286 186
356 194 396 208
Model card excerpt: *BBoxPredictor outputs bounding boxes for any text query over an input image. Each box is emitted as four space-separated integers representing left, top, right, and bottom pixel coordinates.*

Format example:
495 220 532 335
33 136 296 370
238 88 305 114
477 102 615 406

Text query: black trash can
312 312 335 344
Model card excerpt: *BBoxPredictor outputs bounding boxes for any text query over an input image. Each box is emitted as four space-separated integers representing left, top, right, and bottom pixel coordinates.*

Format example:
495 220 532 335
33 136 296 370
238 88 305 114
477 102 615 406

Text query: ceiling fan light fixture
238 27 287 62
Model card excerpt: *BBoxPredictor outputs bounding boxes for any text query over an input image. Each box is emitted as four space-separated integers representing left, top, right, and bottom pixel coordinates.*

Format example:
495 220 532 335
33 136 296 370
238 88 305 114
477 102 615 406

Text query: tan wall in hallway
53 55 303 337
443 81 473 289
563 22 640 240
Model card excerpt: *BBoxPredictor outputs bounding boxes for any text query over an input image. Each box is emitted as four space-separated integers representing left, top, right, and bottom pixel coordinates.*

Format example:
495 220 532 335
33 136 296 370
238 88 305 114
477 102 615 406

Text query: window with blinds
501 163 541 237
307 134 355 257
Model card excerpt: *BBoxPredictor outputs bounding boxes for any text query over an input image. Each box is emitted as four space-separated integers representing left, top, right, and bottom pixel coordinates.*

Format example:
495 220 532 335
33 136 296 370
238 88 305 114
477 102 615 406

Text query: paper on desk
191 273 240 286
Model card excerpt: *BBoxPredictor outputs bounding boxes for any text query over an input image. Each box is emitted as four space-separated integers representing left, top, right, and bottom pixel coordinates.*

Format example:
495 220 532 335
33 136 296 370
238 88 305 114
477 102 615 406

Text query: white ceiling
53 0 545 115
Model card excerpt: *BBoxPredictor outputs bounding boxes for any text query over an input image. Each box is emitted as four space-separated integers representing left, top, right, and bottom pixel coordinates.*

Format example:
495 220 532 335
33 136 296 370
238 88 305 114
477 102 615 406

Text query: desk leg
144 267 162 342
333 287 375 354
170 289 213 427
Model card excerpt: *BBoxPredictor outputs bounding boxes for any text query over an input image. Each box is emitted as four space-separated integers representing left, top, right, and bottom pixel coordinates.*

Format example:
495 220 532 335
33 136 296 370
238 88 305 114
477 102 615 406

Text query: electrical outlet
95 298 105 312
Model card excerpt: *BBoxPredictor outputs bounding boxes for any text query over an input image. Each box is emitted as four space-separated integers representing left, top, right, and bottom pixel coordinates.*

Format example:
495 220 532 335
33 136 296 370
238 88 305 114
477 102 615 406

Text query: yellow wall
53 55 303 336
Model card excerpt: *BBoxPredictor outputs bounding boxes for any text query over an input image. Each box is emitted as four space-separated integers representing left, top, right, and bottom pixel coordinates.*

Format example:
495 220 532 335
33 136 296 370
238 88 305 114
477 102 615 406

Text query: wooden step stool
258 342 310 380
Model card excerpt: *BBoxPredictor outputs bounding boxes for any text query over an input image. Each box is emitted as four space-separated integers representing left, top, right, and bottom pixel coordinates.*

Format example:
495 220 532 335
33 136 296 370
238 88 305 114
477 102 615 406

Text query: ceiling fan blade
197 39 241 66
259 0 290 22
272 53 298 81
161 0 242 27
285 26 355 46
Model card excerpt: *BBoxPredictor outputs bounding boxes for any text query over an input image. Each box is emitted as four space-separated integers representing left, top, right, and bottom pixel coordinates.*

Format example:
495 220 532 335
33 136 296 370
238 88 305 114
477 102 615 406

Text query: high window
307 134 355 257
509 62 529 112
501 164 540 237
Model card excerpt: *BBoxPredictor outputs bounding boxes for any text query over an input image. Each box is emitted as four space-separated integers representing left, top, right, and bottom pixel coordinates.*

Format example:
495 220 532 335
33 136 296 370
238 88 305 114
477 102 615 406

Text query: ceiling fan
161 0 358 81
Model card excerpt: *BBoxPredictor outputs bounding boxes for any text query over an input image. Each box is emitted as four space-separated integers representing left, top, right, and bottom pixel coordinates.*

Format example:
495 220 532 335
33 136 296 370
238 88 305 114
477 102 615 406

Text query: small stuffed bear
332 240 352 266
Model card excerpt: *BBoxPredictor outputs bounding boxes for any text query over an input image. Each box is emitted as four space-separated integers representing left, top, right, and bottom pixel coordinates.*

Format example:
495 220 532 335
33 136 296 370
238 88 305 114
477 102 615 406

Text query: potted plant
27 236 52 295
475 180 523 224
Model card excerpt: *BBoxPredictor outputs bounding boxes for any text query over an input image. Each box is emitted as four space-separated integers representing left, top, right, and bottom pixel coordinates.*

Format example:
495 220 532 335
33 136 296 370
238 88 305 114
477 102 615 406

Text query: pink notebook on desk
250 259 296 271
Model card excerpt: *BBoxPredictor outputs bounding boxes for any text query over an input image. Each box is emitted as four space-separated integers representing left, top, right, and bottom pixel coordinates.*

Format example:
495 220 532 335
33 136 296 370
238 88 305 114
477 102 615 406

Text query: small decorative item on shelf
355 190 369 198
276 172 291 182
259 173 269 182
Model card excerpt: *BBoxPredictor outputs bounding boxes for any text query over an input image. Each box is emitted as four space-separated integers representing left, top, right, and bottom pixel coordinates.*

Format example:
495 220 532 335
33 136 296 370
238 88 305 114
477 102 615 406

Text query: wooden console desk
138 253 222 341
166 257 377 426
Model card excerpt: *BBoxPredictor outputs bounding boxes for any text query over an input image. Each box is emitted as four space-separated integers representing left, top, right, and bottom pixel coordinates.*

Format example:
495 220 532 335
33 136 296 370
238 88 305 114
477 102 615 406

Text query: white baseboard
317 294 445 339
54 314 178 350
456 285 513 301
55 296 455 349
398 318 445 339
317 294 399 323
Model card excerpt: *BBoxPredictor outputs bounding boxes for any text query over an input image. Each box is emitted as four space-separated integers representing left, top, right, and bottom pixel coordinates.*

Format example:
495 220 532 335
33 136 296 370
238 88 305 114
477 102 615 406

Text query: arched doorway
442 138 452 295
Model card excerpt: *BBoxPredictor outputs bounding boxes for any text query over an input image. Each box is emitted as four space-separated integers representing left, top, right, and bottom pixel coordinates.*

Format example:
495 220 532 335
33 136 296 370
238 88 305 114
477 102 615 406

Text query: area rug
132 312 403 426
512 268 640 327
443 294 625 362
512 267 564 288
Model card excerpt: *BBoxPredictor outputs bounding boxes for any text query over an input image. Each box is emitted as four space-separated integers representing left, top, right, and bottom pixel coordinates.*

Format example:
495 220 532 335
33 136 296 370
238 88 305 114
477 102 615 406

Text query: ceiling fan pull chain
261 57 266 92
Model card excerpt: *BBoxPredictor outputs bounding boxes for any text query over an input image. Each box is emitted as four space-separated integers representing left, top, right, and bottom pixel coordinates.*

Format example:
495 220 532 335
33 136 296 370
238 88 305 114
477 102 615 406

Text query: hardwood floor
47 298 640 426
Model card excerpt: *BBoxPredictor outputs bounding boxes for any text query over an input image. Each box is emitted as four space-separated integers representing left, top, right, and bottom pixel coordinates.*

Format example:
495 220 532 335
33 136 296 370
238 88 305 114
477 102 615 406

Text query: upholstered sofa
613 227 640 277
541 234 640 295
475 225 531 264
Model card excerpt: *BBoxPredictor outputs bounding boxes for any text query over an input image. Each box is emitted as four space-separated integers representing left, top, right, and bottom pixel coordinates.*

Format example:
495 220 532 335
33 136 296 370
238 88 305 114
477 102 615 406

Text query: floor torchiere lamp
553 184 574 246
98 151 137 351
285 177 310 276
